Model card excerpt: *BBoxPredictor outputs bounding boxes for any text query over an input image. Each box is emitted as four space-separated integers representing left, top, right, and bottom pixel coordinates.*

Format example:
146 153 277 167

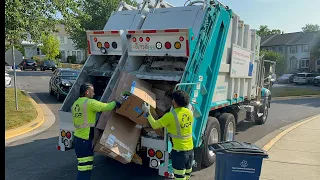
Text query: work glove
141 102 150 113
115 101 122 108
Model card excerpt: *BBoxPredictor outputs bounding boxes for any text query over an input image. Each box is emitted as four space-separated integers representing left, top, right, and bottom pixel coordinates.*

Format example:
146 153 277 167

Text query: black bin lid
209 141 268 157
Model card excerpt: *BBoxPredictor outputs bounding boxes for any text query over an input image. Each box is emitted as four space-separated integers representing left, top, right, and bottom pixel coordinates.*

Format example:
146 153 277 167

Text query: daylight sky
136 0 320 33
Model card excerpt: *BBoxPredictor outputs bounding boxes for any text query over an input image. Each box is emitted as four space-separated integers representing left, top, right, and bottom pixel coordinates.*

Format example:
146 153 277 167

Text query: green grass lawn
5 88 38 131
272 87 320 97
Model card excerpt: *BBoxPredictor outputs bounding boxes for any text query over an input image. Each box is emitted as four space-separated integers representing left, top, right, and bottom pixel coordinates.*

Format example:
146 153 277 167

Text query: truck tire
202 116 221 168
255 103 268 125
218 113 236 142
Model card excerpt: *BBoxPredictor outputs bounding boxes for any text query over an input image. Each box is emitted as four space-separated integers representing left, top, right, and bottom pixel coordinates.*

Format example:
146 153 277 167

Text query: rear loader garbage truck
57 0 272 178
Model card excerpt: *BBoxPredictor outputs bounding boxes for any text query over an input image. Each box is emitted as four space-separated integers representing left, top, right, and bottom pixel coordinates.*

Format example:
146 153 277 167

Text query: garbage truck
57 0 272 178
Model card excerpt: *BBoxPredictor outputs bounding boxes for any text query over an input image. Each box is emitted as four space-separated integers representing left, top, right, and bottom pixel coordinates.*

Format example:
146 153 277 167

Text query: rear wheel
202 116 220 168
219 113 236 142
255 103 269 125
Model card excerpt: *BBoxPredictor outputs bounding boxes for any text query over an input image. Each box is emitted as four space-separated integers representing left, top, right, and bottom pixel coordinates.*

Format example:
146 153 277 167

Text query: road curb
259 114 320 151
272 95 320 100
5 91 45 140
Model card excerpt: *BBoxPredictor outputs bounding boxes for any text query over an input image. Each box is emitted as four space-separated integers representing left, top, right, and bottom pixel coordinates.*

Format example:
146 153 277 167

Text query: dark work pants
171 149 194 180
74 136 94 180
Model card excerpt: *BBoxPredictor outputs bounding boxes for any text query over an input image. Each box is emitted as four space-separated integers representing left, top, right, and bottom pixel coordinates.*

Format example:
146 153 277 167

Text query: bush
67 55 77 64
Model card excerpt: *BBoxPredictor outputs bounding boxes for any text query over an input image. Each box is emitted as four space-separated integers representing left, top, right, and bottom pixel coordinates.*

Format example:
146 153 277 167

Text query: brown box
95 91 116 130
152 88 172 117
116 95 158 125
99 113 141 164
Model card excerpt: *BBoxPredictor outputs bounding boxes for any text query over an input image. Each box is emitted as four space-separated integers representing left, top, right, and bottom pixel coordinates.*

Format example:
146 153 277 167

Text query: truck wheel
219 113 236 142
255 104 268 125
202 116 220 168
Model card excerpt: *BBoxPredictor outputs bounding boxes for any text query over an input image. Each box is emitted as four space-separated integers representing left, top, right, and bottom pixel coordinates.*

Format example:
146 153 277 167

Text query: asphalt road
5 71 320 180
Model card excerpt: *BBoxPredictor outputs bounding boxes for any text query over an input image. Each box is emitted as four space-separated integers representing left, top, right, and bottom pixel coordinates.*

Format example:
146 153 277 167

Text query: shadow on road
273 98 320 108
8 71 53 77
5 137 164 180
33 92 63 105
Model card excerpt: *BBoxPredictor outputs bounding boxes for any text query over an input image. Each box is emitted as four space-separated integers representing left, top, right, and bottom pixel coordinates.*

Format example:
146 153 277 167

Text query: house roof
261 34 275 45
287 32 320 45
261 32 302 47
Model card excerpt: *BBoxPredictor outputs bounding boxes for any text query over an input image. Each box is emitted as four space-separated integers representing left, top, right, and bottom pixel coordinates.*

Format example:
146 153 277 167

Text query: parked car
293 73 315 84
39 60 57 71
49 68 80 101
20 59 37 71
314 75 320 86
277 74 295 84
5 72 11 87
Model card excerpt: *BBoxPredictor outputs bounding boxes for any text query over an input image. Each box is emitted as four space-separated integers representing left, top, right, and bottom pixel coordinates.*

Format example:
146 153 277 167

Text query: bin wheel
202 116 221 168
219 113 236 142
255 103 268 125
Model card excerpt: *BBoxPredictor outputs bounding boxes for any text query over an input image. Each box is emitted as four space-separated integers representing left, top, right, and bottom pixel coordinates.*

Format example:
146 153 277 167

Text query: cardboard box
95 91 116 130
115 72 153 102
116 95 158 125
99 113 141 164
152 88 172 117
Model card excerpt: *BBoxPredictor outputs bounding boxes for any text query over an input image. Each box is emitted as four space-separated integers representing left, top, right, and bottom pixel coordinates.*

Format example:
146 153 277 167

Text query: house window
272 47 276 51
302 45 309 52
59 36 67 44
301 59 309 68
37 48 41 55
279 46 283 53
71 50 82 62
290 46 296 54
317 60 320 65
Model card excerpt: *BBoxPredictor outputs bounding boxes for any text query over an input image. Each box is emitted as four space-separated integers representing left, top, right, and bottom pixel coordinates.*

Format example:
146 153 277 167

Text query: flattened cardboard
99 113 141 164
152 88 172 117
116 95 158 125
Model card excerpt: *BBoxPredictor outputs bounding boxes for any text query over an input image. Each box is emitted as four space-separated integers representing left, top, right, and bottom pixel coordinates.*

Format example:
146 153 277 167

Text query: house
21 24 85 63
261 31 320 73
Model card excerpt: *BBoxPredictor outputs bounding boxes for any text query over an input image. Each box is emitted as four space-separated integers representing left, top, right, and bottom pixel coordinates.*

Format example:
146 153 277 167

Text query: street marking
262 114 320 151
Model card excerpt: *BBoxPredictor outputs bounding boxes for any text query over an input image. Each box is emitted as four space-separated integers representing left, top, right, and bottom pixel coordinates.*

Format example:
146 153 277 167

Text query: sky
135 0 320 33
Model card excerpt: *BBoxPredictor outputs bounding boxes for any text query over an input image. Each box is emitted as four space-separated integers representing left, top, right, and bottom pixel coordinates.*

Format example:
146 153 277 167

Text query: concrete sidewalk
260 117 320 180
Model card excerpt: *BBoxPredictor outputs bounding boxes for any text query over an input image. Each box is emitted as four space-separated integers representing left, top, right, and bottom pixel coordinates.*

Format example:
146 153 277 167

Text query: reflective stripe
174 177 186 180
185 168 192 173
78 165 93 171
74 99 95 129
173 168 186 175
168 109 192 139
185 175 190 180
77 156 94 163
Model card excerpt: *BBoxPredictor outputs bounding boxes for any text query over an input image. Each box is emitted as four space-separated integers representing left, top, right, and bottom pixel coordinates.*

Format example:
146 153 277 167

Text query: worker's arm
147 112 171 129
89 99 116 112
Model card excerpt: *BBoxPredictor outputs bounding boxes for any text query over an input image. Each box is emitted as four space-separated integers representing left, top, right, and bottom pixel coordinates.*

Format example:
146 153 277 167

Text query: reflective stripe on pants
185 168 192 180
172 150 194 180
74 136 94 180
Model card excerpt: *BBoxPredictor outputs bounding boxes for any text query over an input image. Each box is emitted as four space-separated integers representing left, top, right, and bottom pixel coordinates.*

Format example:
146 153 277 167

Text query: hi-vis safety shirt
147 107 194 151
72 97 116 140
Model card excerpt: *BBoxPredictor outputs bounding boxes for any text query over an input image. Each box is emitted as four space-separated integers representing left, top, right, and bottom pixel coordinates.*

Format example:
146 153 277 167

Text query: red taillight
146 37 150 42
179 36 184 41
165 42 171 49
139 37 143 42
57 146 61 150
148 149 155 157
132 37 136 42
94 37 97 42
66 132 71 139
164 172 169 177
104 42 110 49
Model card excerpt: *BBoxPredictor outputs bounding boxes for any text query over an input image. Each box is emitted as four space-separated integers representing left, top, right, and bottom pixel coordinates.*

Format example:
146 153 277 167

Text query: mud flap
192 147 203 172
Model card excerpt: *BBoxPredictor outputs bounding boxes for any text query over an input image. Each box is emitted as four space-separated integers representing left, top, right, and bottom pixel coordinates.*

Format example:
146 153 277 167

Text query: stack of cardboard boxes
93 72 172 164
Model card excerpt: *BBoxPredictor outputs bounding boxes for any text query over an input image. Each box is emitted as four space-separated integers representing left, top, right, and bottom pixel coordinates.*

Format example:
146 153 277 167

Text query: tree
302 24 320 32
40 34 60 60
60 0 136 50
256 25 282 36
260 50 286 75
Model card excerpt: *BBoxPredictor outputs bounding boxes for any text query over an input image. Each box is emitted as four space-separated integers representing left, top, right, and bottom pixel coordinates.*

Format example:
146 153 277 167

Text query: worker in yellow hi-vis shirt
142 90 194 180
72 83 121 180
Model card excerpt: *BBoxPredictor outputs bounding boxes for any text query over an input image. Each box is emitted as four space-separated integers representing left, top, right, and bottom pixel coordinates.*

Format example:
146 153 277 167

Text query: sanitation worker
72 83 121 180
142 90 194 180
